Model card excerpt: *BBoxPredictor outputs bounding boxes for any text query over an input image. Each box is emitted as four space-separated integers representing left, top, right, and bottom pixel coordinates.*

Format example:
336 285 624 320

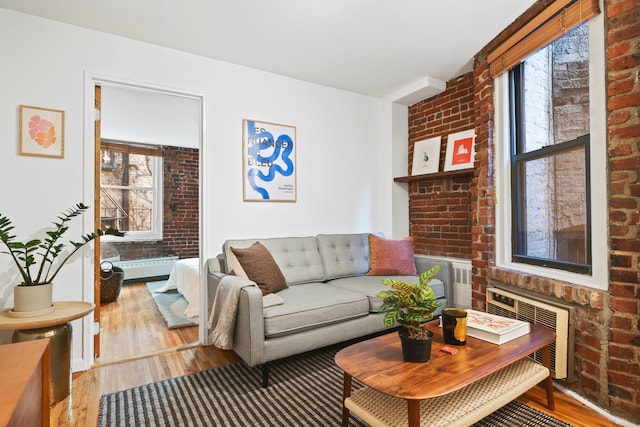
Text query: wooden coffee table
335 320 555 427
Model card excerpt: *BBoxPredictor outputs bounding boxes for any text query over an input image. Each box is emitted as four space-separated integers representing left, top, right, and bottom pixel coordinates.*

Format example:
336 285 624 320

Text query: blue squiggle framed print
243 119 297 202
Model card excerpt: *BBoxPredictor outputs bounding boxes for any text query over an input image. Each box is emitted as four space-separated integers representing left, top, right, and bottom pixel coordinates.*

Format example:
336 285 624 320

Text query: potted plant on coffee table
0 202 123 317
376 264 443 362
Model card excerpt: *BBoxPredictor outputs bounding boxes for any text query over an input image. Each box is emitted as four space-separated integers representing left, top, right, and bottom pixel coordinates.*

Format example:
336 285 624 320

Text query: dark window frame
509 63 592 275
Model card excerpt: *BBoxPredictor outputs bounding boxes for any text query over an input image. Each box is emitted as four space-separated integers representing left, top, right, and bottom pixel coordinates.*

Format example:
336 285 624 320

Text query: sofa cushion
328 276 446 313
262 283 369 338
223 236 326 285
367 234 417 276
316 233 375 280
231 242 288 295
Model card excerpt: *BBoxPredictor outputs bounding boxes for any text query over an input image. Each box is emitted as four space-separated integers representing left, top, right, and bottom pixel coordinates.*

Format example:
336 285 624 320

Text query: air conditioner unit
486 287 575 381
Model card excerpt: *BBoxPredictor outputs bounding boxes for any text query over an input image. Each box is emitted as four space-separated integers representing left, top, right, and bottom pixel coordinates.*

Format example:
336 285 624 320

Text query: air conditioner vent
486 287 575 381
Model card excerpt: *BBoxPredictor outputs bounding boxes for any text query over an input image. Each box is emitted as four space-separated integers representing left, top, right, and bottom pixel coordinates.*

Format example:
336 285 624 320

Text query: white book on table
465 309 530 345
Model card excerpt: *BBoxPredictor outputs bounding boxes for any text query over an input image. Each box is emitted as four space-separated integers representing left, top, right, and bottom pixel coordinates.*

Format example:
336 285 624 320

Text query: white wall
0 9 399 367
101 85 201 149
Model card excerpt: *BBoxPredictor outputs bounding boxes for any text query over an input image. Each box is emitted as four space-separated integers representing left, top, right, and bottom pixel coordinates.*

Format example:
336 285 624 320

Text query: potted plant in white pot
376 264 443 362
0 202 123 317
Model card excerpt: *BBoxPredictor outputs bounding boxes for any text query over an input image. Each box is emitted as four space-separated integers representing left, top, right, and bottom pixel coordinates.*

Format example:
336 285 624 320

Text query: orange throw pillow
367 234 417 276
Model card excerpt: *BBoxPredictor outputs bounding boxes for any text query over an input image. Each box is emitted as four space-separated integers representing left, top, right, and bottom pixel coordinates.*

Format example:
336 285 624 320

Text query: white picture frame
444 129 476 171
411 136 441 175
242 119 297 202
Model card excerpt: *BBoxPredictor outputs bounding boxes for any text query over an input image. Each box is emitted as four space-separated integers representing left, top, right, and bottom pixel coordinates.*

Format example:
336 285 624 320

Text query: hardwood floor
97 282 199 363
50 283 622 426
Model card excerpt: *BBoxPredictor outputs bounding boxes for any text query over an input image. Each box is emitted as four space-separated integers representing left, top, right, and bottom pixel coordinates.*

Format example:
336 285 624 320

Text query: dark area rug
99 343 572 426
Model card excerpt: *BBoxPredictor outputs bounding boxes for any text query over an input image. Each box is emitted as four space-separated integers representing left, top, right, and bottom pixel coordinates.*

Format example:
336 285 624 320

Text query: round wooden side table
0 301 95 404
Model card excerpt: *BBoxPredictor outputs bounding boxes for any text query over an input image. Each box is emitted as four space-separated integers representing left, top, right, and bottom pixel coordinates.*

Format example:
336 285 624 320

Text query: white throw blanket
207 276 285 350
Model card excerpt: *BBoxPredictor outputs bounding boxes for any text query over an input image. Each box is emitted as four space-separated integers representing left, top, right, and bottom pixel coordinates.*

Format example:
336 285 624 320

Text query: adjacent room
97 85 202 362
0 0 637 426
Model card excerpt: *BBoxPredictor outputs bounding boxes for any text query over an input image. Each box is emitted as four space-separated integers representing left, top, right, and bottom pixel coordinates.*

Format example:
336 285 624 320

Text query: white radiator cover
113 256 178 281
486 287 575 381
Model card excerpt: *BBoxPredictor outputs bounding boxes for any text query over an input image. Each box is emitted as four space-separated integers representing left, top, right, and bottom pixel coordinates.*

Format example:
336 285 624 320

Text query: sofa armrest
414 255 454 310
234 285 267 366
206 270 266 366
207 255 224 274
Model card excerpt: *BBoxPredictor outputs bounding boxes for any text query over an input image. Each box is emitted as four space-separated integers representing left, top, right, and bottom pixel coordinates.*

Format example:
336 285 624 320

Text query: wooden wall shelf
394 168 474 183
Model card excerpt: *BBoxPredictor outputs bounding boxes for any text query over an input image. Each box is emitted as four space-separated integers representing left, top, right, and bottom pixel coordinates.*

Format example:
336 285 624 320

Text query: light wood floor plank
98 282 199 363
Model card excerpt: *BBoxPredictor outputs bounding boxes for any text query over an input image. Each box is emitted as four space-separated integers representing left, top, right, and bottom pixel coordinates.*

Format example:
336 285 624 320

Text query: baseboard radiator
113 256 178 281
486 287 575 381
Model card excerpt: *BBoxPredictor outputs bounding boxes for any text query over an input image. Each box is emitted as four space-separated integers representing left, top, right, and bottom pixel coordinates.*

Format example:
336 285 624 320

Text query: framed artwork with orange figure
19 105 65 158
444 129 475 171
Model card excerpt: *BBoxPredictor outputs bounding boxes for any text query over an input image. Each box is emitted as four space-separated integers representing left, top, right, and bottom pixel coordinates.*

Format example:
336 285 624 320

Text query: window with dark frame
508 22 592 274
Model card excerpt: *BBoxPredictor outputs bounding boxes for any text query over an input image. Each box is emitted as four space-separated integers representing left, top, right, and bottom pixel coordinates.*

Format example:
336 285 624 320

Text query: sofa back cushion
316 233 377 279
222 236 326 285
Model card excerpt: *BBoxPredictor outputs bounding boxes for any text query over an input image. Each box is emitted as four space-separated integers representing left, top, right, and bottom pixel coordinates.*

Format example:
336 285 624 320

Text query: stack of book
465 309 530 344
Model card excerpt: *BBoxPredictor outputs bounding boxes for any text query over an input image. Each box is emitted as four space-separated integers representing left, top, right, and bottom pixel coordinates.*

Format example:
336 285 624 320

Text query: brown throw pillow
367 234 417 276
230 242 288 295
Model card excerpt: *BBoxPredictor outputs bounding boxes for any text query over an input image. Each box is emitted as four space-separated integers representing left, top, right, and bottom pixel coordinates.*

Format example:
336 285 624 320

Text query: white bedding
155 258 200 318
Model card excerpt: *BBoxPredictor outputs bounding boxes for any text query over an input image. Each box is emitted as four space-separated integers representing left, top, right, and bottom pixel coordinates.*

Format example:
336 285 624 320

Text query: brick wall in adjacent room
407 73 474 259
467 0 639 422
108 146 199 261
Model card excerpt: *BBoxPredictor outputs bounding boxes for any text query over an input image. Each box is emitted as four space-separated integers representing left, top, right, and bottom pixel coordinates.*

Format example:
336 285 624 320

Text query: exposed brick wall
604 0 640 418
106 146 199 260
408 74 474 258
407 0 639 421
471 0 639 421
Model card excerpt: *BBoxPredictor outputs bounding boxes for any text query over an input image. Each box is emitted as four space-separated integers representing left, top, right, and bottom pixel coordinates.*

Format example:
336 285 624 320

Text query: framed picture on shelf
411 136 441 175
19 105 65 158
444 129 475 171
242 118 297 202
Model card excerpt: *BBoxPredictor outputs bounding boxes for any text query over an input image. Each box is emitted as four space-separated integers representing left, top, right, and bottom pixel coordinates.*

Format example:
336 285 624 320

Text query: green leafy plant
376 264 444 339
0 203 123 285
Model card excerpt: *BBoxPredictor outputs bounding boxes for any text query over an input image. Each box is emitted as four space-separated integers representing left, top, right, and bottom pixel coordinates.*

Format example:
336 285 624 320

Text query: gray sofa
207 233 453 386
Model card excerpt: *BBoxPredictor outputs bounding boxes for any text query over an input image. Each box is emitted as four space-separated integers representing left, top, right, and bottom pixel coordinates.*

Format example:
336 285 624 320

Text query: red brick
609 124 640 139
608 78 635 95
609 343 636 359
608 93 640 110
607 0 640 18
610 297 639 314
608 110 632 125
607 41 631 59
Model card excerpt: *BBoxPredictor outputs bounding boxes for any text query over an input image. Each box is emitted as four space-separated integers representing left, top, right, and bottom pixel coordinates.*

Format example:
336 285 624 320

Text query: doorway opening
91 81 204 364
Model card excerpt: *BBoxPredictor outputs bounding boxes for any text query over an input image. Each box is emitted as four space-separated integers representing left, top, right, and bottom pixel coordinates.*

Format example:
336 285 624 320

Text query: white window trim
101 156 164 242
494 9 607 290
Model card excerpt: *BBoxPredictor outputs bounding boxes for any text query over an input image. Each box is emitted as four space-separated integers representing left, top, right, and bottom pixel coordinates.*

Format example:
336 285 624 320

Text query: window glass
514 144 588 265
100 150 162 240
518 23 590 152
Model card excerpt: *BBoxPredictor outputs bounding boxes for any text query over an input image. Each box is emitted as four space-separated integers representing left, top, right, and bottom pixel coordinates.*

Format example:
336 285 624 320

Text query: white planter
11 283 54 317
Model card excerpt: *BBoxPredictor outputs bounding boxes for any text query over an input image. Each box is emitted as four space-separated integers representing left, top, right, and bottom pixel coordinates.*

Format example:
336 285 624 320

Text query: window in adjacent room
100 141 163 241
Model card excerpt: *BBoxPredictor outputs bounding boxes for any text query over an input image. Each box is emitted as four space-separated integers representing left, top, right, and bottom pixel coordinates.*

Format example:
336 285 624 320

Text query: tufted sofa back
316 233 379 279
221 233 385 285
222 236 326 285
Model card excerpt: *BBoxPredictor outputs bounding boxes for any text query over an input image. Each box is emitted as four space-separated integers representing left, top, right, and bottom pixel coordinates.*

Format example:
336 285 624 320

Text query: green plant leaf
419 264 440 285
0 203 124 285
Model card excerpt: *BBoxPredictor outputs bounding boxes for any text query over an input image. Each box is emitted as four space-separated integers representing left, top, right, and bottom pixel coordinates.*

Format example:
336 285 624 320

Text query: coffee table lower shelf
345 357 550 427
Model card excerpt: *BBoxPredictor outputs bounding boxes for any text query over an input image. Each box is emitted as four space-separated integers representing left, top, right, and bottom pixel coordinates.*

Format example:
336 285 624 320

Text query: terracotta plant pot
399 326 434 362
11 283 54 317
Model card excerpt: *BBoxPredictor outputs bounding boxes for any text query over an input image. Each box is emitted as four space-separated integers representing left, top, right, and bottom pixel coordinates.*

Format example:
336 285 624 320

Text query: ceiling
0 0 536 98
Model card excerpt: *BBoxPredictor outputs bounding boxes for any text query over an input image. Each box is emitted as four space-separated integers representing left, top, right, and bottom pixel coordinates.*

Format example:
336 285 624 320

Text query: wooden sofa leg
262 363 269 388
